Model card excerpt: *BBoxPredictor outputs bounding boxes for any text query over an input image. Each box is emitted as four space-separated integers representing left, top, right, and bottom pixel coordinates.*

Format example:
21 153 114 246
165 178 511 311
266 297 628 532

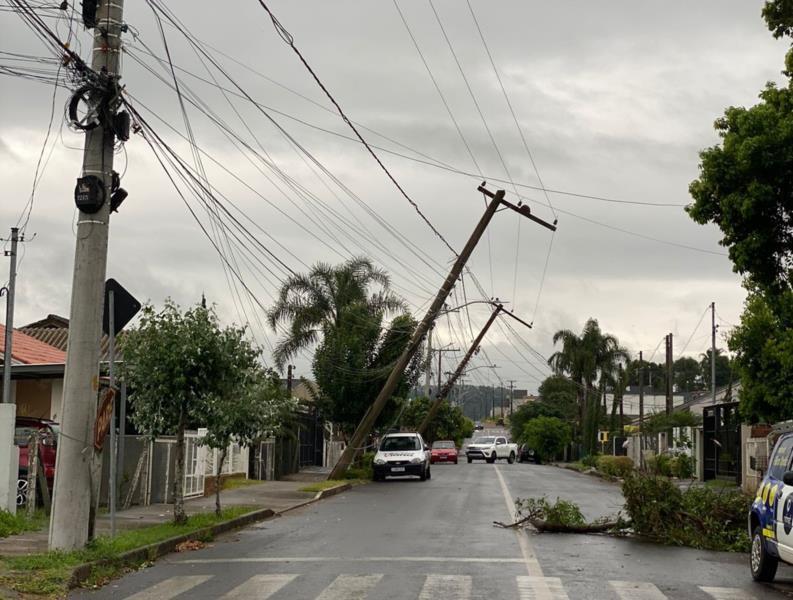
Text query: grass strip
0 505 256 598
0 509 48 538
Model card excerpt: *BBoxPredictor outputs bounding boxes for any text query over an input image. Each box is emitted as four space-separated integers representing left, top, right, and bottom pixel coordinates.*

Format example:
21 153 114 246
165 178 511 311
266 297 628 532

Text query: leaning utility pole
711 301 717 404
418 304 503 434
423 325 433 397
328 185 556 479
2 228 19 404
50 0 126 551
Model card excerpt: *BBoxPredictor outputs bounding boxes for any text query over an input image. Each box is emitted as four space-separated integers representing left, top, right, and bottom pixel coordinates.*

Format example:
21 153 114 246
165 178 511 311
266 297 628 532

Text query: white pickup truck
465 435 518 464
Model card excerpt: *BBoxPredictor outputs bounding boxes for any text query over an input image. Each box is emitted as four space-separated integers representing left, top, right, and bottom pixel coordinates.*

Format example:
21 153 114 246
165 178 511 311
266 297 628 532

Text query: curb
67 481 353 590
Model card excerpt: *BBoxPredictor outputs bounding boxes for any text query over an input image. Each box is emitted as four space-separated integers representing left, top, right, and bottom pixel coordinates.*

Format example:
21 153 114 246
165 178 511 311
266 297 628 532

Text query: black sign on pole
103 278 141 336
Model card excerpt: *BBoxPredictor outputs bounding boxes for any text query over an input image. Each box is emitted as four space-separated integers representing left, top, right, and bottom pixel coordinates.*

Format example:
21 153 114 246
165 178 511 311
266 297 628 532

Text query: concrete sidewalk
0 472 329 557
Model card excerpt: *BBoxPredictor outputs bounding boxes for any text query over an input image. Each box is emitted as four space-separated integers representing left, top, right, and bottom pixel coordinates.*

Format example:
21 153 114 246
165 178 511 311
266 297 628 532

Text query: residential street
74 442 793 600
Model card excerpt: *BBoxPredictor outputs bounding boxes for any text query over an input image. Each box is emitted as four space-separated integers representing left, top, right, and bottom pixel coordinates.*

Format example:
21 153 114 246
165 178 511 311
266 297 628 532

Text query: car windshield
432 441 455 449
380 436 421 451
473 437 495 444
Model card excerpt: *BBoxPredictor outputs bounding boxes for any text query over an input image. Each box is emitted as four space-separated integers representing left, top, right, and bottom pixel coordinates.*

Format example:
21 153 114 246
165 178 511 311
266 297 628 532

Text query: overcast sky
0 1 787 393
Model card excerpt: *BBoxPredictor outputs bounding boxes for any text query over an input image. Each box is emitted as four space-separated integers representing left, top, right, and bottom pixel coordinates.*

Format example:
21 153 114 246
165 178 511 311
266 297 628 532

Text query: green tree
687 4 793 422
200 371 295 515
401 396 474 446
267 257 405 370
120 301 261 524
548 319 628 455
674 357 703 393
699 349 733 389
521 416 572 463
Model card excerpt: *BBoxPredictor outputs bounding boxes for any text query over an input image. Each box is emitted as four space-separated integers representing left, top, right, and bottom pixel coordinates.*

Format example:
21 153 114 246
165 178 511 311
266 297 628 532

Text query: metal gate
703 402 741 484
183 432 205 498
298 409 324 468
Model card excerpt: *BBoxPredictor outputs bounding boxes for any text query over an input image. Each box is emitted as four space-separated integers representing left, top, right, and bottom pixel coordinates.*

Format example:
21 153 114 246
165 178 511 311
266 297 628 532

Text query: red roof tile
0 323 66 365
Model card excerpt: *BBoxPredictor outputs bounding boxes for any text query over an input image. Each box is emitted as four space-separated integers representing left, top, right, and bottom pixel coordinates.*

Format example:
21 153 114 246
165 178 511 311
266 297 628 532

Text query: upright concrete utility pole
638 350 644 466
2 227 19 404
423 325 433 397
50 0 125 551
665 333 673 415
418 304 502 435
508 380 516 417
328 185 556 479
711 302 717 404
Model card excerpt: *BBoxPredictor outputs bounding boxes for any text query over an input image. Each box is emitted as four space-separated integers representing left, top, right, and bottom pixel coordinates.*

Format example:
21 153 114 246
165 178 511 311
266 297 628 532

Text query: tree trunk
618 392 624 437
172 407 188 525
215 447 227 517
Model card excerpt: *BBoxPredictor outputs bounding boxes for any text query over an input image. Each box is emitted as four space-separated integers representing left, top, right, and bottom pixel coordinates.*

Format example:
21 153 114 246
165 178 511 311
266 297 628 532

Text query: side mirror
783 471 793 486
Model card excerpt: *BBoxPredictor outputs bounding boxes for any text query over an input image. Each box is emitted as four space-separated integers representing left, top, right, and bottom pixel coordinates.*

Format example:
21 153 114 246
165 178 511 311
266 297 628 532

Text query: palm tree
548 318 628 455
267 257 406 371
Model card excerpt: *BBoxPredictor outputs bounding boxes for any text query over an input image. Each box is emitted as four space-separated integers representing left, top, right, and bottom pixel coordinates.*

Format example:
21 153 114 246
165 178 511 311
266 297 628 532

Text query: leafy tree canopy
521 416 572 462
400 396 473 446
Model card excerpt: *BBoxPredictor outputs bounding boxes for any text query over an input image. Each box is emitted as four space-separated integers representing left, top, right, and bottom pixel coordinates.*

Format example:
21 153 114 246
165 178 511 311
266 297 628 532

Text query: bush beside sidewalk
0 473 355 598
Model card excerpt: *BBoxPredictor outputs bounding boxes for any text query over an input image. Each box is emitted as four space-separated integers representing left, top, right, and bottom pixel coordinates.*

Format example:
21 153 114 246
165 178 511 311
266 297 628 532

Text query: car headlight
410 456 423 464
374 457 386 465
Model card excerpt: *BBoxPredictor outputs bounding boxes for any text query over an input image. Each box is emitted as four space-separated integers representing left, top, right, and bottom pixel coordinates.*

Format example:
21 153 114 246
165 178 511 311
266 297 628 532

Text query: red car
15 417 59 505
430 440 458 464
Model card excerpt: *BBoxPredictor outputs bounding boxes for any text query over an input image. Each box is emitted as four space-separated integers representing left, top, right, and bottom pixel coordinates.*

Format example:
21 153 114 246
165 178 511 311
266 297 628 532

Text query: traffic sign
103 278 141 336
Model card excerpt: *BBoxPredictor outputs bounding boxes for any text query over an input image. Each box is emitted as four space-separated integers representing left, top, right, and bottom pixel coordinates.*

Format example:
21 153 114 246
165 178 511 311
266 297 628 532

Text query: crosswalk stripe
700 587 757 600
220 574 298 599
124 575 212 600
517 575 569 600
418 574 472 600
610 580 667 600
316 574 382 600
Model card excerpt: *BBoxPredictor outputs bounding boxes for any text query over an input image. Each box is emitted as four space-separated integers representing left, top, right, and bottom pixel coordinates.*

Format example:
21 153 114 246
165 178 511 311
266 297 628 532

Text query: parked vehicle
518 444 540 464
466 435 517 464
14 417 59 505
372 432 431 481
749 430 793 581
430 440 458 464
474 422 484 431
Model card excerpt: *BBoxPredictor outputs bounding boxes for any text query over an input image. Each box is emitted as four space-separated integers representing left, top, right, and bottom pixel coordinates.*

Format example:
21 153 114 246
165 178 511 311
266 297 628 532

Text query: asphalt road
74 436 793 600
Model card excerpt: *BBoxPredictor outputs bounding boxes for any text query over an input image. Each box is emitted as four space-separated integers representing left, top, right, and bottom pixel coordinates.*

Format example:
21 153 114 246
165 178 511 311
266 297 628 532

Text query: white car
466 435 518 464
372 432 431 481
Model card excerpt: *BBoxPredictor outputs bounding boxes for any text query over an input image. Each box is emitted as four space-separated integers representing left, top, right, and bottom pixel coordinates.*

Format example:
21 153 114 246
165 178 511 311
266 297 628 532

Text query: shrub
596 455 634 478
673 454 695 479
621 473 751 552
521 416 572 462
346 451 374 480
581 453 600 468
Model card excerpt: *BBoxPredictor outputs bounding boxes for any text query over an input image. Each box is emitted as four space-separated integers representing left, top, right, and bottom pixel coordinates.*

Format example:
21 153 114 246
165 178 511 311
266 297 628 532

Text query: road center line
494 465 544 578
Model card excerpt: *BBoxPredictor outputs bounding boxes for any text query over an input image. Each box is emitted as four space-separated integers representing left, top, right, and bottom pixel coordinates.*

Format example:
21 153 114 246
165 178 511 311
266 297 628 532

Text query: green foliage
521 416 572 462
345 451 375 480
675 454 695 479
509 376 575 441
673 357 703 392
269 258 420 434
121 300 264 523
621 473 751 552
547 319 628 455
0 506 255 596
514 496 586 527
596 455 634 478
0 509 47 538
763 0 793 39
641 411 702 435
400 396 473 446
581 453 600 468
730 291 793 422
699 349 733 389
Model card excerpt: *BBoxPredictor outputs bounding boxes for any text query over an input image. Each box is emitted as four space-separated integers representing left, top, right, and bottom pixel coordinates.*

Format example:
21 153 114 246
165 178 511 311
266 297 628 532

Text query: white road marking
316 574 382 600
220 574 297 599
700 588 757 600
124 575 211 600
418 574 472 600
517 576 570 600
494 464 544 577
175 556 526 564
610 580 668 600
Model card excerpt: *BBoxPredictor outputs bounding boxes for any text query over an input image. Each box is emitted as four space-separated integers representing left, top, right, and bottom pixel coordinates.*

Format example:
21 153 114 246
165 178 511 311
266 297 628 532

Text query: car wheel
426 465 431 480
487 454 496 464
419 466 427 481
508 452 516 464
467 457 472 464
454 459 458 464
750 526 778 582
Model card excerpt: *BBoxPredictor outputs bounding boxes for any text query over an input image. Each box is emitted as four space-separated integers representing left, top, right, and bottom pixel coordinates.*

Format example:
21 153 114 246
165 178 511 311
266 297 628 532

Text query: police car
749 428 793 581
